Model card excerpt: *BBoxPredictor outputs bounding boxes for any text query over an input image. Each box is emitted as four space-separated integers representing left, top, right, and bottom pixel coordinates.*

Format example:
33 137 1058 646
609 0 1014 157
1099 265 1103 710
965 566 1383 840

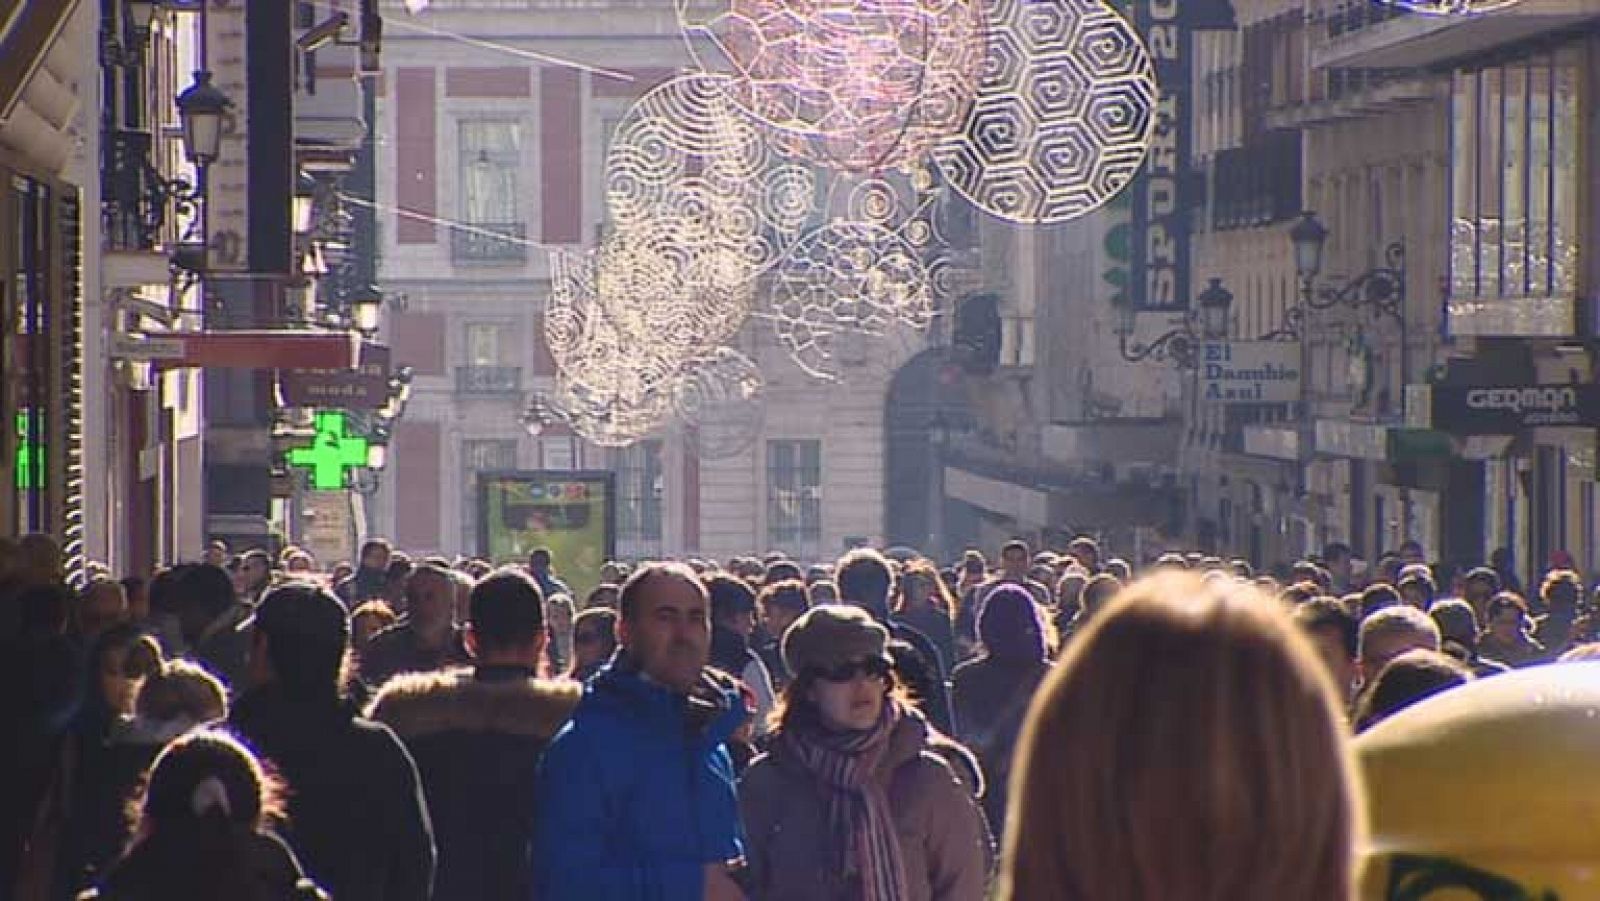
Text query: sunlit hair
893 557 961 624
1000 572 1361 901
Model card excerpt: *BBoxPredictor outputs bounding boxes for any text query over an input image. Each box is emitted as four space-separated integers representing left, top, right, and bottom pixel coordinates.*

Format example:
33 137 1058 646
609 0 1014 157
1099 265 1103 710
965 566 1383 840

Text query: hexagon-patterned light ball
678 0 988 172
933 0 1156 225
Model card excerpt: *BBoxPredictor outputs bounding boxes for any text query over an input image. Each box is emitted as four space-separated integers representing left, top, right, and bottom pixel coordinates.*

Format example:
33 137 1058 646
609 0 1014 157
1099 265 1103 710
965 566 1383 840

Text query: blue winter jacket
533 655 746 900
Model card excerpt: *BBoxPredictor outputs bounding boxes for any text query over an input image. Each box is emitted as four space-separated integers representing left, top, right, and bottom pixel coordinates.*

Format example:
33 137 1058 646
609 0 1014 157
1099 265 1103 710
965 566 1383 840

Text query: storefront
2 162 86 579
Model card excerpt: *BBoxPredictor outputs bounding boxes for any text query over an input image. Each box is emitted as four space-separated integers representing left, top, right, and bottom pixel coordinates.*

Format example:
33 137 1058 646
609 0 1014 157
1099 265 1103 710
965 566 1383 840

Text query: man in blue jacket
534 562 748 901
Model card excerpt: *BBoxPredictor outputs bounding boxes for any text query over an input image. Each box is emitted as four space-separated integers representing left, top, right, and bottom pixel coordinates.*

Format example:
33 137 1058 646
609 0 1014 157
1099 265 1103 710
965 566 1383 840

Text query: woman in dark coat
951 585 1051 829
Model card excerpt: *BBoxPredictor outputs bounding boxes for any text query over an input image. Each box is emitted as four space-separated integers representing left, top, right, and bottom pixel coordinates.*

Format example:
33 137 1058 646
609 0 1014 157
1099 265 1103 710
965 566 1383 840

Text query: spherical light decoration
932 0 1156 225
672 347 767 460
767 221 933 380
677 0 988 172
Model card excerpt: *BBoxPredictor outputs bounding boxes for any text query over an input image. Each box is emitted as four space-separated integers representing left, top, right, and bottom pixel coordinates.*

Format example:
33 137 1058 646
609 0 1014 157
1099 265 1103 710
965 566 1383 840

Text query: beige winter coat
738 716 992 901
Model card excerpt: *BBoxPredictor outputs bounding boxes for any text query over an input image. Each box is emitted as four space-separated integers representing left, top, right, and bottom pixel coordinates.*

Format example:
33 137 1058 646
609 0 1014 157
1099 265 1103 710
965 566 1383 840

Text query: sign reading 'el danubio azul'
1430 385 1600 433
1200 342 1302 404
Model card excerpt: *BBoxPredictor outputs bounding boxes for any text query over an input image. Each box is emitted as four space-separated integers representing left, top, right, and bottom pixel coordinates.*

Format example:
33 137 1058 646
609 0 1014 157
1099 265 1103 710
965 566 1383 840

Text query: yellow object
1355 661 1600 899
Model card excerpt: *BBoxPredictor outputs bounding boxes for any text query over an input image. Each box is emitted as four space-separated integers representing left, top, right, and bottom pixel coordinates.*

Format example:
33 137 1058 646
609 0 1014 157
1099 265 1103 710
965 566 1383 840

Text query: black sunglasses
813 656 892 683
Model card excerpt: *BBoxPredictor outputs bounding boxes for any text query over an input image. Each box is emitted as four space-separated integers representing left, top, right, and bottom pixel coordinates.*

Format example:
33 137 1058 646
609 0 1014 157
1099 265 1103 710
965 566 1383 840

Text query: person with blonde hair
1000 572 1361 901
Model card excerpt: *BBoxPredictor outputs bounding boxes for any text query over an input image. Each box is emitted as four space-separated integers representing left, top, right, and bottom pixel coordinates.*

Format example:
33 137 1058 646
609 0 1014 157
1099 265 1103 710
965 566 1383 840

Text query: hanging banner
1125 0 1232 311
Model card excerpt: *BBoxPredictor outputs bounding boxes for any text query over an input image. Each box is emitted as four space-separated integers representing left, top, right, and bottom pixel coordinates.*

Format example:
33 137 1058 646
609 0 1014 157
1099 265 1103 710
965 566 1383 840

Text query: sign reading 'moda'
1199 342 1301 404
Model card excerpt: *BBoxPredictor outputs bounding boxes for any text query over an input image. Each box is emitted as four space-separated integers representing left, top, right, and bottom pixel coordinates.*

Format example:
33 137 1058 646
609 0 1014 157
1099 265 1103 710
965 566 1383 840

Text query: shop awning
150 330 363 371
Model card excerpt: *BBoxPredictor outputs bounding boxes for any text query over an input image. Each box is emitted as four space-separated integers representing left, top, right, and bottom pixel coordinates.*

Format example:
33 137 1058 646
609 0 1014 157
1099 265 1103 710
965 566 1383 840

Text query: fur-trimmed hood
367 668 580 741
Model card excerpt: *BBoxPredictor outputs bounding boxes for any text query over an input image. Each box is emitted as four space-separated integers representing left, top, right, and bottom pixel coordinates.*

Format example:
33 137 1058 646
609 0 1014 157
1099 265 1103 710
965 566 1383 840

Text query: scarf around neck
780 699 910 901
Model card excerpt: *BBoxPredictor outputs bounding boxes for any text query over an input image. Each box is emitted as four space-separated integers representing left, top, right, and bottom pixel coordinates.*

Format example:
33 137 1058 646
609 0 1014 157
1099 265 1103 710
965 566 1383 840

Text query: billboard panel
477 471 616 601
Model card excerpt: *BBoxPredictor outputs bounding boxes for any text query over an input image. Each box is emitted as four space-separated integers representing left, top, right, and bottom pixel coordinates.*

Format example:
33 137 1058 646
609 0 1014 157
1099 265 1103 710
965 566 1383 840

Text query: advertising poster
478 471 616 600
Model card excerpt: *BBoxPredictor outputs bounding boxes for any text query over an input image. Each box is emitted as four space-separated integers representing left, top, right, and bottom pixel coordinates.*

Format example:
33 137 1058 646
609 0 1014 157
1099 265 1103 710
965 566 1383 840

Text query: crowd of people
5 529 1600 900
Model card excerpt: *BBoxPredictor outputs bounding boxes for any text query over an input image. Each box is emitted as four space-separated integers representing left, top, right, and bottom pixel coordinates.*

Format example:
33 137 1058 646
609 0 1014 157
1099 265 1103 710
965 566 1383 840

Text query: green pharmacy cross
288 412 369 491
14 411 43 490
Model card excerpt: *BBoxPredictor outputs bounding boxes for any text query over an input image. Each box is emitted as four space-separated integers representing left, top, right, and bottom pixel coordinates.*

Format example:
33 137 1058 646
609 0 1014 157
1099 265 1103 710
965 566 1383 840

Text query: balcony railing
101 130 165 252
455 365 522 396
451 222 527 263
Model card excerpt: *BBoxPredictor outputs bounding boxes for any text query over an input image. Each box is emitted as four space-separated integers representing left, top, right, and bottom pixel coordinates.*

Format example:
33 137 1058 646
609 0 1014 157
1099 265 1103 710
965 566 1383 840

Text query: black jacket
79 831 327 901
229 685 435 901
368 667 581 901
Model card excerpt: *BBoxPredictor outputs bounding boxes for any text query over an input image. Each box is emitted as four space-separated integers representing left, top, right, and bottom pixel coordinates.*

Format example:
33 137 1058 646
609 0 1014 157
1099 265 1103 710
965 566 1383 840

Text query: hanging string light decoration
1374 0 1520 14
931 0 1158 225
677 0 988 172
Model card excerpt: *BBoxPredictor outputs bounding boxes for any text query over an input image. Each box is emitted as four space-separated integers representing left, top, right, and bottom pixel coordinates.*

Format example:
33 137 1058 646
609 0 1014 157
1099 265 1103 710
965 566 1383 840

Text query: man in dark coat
229 582 435 901
368 568 581 901
336 539 393 607
359 563 470 689
835 548 954 735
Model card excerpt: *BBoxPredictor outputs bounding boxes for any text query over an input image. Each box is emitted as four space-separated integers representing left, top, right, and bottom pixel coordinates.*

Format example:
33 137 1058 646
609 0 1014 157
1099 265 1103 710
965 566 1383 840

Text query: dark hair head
1001 540 1030 560
1396 572 1437 605
178 565 237 621
1293 597 1359 661
528 547 553 569
1359 584 1403 619
1082 574 1123 614
764 561 804 586
469 568 546 652
1354 649 1473 731
1486 591 1529 622
705 573 758 623
758 579 811 620
1428 599 1479 649
1541 569 1582 611
358 539 391 561
248 582 350 701
1323 543 1353 563
140 729 279 833
1464 566 1501 592
619 562 705 622
834 548 894 613
571 607 619 666
979 585 1046 661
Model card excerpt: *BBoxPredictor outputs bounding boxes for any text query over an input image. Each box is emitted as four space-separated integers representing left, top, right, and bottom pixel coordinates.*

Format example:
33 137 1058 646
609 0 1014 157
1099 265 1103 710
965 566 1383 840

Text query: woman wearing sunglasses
738 605 990 901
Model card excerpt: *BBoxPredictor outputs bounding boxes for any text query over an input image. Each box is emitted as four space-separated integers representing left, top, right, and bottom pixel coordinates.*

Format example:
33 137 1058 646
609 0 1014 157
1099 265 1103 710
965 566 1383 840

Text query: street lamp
350 284 383 335
1196 277 1234 340
125 0 159 44
1115 281 1232 367
1286 210 1405 321
1290 210 1329 285
175 70 232 168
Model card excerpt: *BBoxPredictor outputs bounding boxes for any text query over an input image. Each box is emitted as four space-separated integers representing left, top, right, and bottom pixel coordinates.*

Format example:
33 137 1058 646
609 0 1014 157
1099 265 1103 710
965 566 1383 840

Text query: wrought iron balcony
102 131 167 252
455 365 522 396
451 221 527 263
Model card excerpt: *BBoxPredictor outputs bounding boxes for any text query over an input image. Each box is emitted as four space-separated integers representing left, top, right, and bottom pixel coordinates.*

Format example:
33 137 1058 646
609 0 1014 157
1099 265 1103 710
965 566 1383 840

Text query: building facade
372 0 927 563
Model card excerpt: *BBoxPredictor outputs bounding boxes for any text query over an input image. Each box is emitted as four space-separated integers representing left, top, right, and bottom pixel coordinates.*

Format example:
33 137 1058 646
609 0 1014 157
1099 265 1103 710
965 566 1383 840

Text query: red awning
154 330 362 371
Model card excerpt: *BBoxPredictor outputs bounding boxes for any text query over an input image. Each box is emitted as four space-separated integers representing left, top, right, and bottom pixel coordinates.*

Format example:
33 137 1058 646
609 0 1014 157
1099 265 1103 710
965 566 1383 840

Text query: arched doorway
883 349 972 557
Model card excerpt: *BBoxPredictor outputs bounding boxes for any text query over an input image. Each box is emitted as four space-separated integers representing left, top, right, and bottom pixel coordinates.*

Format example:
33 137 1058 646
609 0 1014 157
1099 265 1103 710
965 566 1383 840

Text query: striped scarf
781 700 910 901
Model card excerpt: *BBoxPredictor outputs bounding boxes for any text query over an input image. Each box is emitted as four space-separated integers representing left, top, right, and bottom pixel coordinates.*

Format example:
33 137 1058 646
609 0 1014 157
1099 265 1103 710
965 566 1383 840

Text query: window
1450 50 1581 303
615 440 663 557
465 323 502 366
767 440 822 555
456 120 526 262
540 437 579 471
463 439 518 548
459 120 521 225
